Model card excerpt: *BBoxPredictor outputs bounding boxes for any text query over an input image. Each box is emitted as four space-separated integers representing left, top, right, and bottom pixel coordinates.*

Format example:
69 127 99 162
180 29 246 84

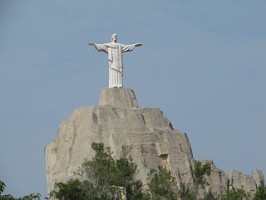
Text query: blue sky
0 0 265 198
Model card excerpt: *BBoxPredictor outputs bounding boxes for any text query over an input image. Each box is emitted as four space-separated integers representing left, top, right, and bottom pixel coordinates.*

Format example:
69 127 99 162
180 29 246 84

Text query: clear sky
0 0 265 198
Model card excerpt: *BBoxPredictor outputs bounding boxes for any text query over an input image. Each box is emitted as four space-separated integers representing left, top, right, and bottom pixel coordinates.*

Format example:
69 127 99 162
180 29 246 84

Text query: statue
89 34 142 88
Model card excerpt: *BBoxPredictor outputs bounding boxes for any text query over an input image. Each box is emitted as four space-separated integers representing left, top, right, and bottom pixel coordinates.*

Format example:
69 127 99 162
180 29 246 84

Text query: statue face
112 34 117 42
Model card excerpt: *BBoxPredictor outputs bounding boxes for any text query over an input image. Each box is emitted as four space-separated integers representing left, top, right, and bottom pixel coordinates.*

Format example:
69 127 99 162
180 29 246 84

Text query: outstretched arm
122 43 143 52
88 43 108 53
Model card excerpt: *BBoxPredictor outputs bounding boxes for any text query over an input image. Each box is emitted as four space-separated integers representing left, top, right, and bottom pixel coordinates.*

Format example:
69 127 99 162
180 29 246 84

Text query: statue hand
88 43 95 46
135 43 142 47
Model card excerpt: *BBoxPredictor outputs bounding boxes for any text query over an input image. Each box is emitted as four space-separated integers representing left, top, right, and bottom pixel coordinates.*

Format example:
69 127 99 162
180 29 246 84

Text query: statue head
111 33 117 42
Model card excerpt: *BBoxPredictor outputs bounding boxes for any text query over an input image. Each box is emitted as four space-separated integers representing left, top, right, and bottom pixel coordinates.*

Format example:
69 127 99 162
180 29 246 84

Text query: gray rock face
199 160 228 197
228 170 264 193
45 88 264 197
99 88 139 108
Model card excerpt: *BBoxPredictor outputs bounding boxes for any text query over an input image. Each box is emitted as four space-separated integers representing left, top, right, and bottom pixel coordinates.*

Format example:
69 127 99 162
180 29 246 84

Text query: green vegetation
0 180 40 200
177 183 196 200
50 142 148 200
2 143 264 200
147 166 178 200
50 142 265 200
193 161 211 187
253 186 266 200
222 187 250 200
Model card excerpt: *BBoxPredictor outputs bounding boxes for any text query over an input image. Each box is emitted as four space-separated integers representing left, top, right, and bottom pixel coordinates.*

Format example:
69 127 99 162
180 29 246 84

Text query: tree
0 180 40 200
50 179 95 200
201 190 217 200
193 161 211 187
147 166 179 200
222 187 250 200
50 144 265 200
0 180 6 195
50 142 148 200
147 161 217 200
254 186 266 200
177 182 196 200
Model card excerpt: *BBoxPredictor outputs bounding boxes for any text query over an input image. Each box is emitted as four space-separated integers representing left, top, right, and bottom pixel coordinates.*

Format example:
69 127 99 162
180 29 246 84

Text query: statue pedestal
98 88 139 108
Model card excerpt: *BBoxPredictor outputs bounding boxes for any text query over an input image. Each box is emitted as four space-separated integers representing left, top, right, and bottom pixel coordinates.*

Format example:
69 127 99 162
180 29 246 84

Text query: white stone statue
89 34 142 88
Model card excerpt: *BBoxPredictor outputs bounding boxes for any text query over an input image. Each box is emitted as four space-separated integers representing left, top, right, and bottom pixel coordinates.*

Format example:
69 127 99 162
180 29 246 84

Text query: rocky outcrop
45 88 264 197
228 170 264 193
199 160 228 197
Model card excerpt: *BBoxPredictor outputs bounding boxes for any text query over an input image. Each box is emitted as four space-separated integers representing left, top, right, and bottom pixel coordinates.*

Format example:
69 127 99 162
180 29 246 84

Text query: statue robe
93 42 137 88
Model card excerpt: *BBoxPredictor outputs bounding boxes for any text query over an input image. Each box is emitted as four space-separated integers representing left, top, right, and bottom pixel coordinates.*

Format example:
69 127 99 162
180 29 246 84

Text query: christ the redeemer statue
89 34 142 88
